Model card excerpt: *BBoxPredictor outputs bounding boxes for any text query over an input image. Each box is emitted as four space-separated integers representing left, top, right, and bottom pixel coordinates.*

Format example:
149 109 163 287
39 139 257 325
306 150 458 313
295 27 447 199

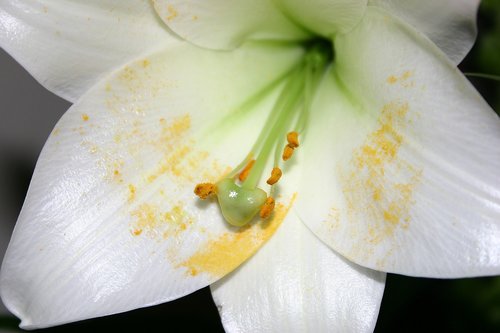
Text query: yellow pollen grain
142 59 150 68
266 167 282 185
386 75 398 84
194 183 216 199
287 131 299 148
82 114 89 121
260 197 275 219
166 4 178 21
282 144 294 161
383 210 399 225
179 194 296 278
238 159 255 182
402 70 413 80
133 229 143 236
128 184 136 202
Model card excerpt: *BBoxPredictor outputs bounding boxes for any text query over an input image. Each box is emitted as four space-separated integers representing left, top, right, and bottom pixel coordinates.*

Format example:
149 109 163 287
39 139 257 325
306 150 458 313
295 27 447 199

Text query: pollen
238 159 256 182
282 144 295 161
266 167 282 185
287 131 299 148
260 197 275 219
194 183 216 200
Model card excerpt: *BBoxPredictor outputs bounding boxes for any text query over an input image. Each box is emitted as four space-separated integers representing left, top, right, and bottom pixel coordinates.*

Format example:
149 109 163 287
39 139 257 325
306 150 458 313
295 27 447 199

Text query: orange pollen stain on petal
166 4 178 21
194 183 216 199
340 101 421 251
282 144 295 161
130 203 158 236
128 184 136 202
287 131 299 148
179 194 297 278
386 75 398 84
266 167 282 185
259 197 275 219
238 159 256 182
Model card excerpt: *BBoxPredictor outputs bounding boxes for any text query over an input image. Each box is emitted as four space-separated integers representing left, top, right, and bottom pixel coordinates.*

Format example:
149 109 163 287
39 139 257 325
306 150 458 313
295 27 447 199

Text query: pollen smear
287 131 299 148
260 197 275 219
238 159 255 182
194 183 216 200
267 167 282 185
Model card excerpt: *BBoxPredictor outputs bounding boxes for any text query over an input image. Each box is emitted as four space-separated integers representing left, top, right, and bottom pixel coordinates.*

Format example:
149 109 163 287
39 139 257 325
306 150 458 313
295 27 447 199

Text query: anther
266 167 282 185
259 197 275 219
238 159 255 182
287 131 299 148
282 144 295 161
194 183 216 199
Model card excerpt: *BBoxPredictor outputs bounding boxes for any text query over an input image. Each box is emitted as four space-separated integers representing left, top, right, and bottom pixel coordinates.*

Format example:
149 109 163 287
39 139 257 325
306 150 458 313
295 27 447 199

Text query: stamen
194 183 216 199
193 39 333 227
287 131 299 148
238 159 255 182
282 144 295 161
266 167 282 185
259 197 275 219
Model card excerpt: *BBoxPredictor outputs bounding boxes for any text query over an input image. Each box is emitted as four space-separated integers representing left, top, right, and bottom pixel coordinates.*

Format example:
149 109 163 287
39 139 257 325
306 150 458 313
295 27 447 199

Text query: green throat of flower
195 39 333 227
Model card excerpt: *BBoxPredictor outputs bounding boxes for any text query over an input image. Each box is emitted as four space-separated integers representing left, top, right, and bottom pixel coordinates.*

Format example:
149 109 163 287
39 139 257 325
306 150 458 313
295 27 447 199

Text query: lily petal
153 0 309 50
0 40 303 328
211 213 385 333
369 0 479 64
0 0 172 102
274 0 367 37
154 0 367 50
297 7 500 278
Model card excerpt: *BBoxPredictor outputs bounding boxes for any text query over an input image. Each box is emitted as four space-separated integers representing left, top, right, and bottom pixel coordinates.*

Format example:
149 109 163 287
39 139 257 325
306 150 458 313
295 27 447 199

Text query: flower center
195 39 333 226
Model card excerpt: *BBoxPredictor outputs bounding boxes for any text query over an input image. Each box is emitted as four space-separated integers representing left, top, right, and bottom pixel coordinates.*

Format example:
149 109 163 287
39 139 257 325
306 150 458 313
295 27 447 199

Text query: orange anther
194 183 216 199
238 159 255 182
287 131 299 148
266 167 282 185
282 144 294 161
260 197 275 219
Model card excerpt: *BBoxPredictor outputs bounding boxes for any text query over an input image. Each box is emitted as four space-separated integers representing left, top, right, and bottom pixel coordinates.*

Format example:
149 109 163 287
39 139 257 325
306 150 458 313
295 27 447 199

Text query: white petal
152 0 310 50
211 213 385 333
275 0 367 37
296 7 500 278
0 41 303 328
0 0 173 102
155 0 368 50
369 0 479 64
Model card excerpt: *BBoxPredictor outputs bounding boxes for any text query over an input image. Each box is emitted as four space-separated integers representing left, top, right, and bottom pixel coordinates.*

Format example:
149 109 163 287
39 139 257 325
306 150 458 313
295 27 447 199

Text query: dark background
0 1 499 332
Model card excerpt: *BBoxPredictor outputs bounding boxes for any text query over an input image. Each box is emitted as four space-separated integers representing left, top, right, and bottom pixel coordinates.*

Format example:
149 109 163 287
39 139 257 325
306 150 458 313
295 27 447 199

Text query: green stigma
194 38 333 226
216 179 267 227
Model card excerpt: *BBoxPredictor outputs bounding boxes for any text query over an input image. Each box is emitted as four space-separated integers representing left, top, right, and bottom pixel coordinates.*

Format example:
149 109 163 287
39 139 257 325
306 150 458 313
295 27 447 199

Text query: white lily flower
1 0 499 332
